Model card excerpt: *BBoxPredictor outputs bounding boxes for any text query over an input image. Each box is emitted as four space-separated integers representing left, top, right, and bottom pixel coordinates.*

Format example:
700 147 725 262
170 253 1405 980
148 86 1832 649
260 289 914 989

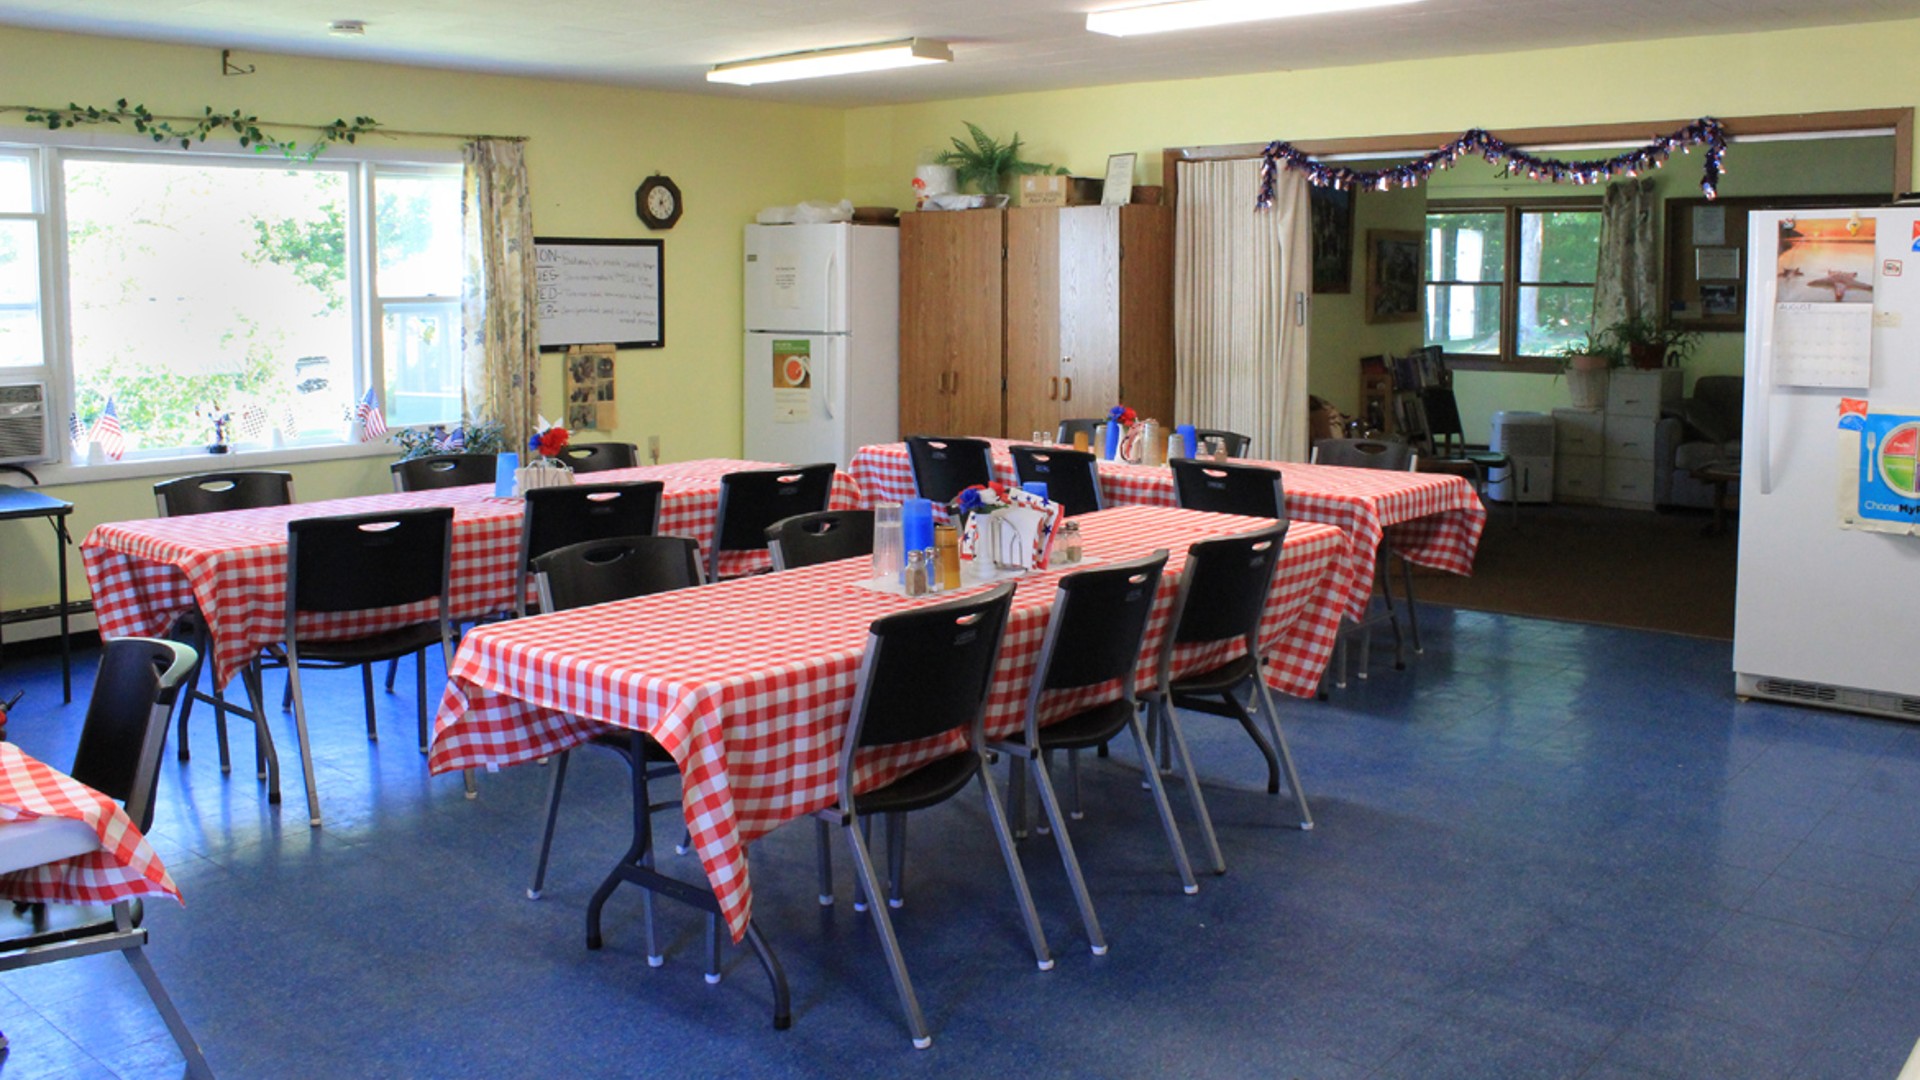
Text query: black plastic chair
766 510 875 571
390 452 496 492
1138 524 1309 877
905 436 994 504
0 637 213 1078
153 470 294 800
283 507 458 826
529 536 703 904
1192 428 1252 458
989 552 1195 957
1008 445 1103 517
1055 418 1104 447
1312 437 1422 685
1170 458 1287 520
517 481 664 615
708 463 837 581
811 582 1048 1049
558 442 640 474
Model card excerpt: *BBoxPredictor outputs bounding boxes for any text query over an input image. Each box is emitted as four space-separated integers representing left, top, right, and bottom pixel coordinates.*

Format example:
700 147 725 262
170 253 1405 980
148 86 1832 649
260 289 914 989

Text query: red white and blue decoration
354 388 388 442
1257 117 1729 208
90 397 125 461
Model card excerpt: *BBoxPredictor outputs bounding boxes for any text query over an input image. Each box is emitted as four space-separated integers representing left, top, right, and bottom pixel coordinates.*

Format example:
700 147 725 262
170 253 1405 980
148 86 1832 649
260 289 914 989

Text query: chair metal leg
1067 748 1084 821
885 813 906 909
705 912 723 984
360 663 377 740
1255 675 1314 830
121 945 214 1080
1009 751 1030 840
1375 551 1406 671
529 748 572 900
974 762 1054 971
240 663 280 804
383 655 399 693
814 818 834 906
1159 700 1224 874
415 648 431 753
209 685 233 774
1223 693 1281 794
1028 752 1106 955
283 661 324 827
1127 716 1199 894
844 816 933 1049
853 817 874 912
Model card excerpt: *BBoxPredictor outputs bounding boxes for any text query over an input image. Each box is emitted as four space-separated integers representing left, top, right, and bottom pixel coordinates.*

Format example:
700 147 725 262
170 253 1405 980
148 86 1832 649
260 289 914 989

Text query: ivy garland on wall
10 99 378 159
1257 117 1729 207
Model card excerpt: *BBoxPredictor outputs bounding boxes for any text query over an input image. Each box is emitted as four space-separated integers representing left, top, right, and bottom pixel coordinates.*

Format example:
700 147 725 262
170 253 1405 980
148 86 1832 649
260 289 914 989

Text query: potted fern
935 122 1064 202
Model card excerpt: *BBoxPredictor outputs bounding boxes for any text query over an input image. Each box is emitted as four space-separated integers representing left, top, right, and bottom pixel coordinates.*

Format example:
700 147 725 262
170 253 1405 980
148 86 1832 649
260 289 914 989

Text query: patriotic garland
1256 117 1728 208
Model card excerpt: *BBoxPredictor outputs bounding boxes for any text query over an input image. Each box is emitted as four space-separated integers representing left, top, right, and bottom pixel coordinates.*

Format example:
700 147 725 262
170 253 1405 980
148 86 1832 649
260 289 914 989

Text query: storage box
1019 175 1102 207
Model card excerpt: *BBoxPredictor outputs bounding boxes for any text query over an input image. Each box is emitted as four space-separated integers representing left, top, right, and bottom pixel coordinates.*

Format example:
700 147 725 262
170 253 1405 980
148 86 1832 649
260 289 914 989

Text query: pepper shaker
904 550 930 596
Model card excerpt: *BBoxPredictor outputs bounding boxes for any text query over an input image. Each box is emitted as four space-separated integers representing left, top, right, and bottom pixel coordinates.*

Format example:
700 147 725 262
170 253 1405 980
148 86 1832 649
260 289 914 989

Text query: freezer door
744 224 848 334
743 333 849 465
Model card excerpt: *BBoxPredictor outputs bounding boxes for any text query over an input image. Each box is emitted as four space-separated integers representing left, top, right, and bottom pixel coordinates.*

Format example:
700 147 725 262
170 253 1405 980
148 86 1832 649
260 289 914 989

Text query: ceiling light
1087 0 1422 37
707 38 952 86
328 20 366 36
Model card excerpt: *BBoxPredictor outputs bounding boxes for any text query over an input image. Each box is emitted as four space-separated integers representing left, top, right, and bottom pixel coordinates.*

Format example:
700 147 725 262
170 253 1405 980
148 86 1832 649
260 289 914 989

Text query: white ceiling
4 0 1920 108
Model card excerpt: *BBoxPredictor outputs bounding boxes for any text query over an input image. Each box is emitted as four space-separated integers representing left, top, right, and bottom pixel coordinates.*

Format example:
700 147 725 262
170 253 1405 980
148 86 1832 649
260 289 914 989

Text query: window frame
0 128 461 483
1425 196 1603 374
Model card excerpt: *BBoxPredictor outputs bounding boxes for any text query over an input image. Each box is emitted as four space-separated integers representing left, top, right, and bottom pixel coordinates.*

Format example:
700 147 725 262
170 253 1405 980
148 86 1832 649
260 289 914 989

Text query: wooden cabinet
900 204 1173 439
899 209 1007 437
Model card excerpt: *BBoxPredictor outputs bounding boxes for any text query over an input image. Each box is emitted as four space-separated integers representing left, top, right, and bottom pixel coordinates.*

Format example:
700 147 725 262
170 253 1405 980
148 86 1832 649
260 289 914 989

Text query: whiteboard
534 237 664 350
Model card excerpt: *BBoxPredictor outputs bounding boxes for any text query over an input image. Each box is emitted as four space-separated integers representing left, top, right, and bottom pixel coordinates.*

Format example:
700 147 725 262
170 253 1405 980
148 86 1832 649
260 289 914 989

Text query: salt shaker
904 550 930 597
1060 521 1083 564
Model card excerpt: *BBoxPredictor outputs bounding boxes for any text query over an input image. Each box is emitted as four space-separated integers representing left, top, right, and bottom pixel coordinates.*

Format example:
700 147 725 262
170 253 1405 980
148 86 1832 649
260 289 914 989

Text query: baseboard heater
1736 672 1920 722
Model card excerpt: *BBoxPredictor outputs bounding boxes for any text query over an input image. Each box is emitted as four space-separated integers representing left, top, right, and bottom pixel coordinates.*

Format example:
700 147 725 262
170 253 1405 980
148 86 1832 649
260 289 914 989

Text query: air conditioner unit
1488 410 1554 503
0 382 52 465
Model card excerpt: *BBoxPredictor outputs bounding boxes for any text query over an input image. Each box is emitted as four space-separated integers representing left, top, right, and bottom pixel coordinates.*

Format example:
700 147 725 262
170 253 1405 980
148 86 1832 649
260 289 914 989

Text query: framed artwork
1365 229 1421 324
1309 186 1354 294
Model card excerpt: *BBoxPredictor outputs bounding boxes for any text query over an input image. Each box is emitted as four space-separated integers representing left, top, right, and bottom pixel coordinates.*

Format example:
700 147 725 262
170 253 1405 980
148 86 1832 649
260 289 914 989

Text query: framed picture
1365 229 1421 324
1309 186 1354 295
1101 153 1135 206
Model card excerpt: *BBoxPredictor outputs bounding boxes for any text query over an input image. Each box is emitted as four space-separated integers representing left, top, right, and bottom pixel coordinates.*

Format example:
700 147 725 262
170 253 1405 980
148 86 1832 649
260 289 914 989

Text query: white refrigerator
1735 206 1920 720
742 223 899 466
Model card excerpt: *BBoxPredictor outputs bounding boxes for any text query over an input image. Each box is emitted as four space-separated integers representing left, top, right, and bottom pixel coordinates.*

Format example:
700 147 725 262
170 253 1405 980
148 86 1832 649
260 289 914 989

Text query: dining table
0 741 179 906
81 459 860 694
429 505 1344 968
844 438 1486 626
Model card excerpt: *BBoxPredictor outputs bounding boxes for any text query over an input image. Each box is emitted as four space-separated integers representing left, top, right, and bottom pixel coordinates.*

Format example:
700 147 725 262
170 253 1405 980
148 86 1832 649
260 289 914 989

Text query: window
1424 202 1601 367
0 142 461 462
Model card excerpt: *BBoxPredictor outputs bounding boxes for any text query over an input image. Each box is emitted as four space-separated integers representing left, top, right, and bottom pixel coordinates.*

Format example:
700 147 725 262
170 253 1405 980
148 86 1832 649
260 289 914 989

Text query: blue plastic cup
494 452 519 497
1176 424 1198 460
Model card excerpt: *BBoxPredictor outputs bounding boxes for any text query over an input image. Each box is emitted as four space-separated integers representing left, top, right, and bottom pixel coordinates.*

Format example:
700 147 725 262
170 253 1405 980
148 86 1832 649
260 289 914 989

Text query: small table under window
0 483 75 702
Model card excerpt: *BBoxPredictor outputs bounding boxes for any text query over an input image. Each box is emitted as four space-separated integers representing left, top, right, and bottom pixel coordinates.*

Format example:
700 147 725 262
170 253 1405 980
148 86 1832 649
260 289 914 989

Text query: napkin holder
958 489 1063 574
515 460 574 496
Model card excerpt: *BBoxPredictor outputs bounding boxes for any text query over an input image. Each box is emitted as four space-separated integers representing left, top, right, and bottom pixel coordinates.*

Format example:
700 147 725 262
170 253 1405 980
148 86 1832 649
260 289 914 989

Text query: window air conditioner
0 382 52 465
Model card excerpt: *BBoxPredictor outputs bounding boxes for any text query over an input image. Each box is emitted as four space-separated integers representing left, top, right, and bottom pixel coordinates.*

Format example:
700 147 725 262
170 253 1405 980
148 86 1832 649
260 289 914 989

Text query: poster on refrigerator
771 339 811 423
1771 217 1875 388
1837 397 1920 534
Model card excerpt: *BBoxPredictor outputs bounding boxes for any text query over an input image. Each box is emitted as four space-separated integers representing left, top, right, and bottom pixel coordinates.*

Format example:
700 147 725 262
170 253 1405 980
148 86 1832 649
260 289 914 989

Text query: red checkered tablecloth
0 743 179 906
82 460 860 688
429 505 1344 941
846 439 1484 623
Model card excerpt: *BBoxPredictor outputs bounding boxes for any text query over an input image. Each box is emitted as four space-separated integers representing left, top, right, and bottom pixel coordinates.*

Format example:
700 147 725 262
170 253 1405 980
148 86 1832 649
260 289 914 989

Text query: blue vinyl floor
0 606 1916 1079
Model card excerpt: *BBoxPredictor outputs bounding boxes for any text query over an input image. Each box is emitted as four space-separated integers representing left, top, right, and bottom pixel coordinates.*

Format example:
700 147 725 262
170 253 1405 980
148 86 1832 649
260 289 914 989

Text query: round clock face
636 176 681 229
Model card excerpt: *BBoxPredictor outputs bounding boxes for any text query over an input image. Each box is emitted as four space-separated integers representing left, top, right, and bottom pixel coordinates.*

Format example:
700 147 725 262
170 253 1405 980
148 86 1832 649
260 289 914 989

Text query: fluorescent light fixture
1087 0 1422 37
707 37 952 86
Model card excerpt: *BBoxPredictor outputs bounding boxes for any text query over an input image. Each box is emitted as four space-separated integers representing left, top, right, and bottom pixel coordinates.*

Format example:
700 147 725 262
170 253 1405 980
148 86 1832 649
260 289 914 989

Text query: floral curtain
1592 177 1659 330
461 139 538 447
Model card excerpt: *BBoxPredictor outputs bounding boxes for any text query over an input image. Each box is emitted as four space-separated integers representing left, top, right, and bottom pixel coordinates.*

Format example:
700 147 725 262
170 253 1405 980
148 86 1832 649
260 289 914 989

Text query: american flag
441 426 465 452
355 389 387 442
278 403 300 440
67 411 84 452
235 403 269 442
91 397 125 461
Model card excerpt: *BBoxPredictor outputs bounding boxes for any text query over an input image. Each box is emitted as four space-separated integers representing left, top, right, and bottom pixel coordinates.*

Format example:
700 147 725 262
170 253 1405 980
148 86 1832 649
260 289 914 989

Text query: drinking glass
1031 430 1051 446
872 503 904 581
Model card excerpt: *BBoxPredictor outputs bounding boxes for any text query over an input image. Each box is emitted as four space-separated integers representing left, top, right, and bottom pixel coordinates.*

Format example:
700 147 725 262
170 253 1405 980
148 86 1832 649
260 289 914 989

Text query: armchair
1655 375 1743 509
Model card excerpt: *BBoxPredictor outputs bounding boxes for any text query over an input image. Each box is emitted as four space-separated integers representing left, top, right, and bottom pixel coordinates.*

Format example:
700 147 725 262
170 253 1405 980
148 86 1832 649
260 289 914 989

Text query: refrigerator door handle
821 339 835 421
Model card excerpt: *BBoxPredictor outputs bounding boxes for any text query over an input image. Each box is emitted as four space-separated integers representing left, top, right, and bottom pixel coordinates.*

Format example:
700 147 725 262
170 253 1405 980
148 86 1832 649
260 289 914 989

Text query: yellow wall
0 25 844 610
8 16 1920 616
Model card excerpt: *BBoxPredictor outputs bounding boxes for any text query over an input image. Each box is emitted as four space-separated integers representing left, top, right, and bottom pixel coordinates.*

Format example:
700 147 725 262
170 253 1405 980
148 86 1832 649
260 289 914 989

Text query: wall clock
636 174 682 230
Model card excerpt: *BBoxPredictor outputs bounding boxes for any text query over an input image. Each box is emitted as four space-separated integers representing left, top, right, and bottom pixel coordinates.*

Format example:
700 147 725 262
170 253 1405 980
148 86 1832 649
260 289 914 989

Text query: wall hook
221 49 255 77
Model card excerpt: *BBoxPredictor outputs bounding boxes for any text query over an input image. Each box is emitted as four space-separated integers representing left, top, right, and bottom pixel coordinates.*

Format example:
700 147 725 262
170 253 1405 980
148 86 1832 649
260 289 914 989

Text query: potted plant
1599 315 1699 370
1555 338 1618 409
934 122 1065 202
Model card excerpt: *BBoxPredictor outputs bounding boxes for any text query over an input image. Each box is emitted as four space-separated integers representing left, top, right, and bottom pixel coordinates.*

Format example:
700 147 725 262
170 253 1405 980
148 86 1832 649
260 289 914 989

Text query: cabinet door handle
1049 377 1059 401
1063 376 1072 401
940 371 952 394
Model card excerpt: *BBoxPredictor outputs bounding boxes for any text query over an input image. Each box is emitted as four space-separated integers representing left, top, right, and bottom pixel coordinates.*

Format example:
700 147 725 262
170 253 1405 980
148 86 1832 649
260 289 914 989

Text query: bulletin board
1664 194 1877 333
534 237 664 351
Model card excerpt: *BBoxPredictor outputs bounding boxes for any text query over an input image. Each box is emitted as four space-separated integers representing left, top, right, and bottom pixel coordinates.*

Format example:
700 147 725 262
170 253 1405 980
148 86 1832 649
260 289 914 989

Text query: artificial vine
16 99 378 159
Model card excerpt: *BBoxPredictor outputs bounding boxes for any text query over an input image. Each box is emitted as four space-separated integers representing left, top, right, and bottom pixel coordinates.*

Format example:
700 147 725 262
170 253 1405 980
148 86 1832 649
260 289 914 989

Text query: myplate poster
1838 397 1920 534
